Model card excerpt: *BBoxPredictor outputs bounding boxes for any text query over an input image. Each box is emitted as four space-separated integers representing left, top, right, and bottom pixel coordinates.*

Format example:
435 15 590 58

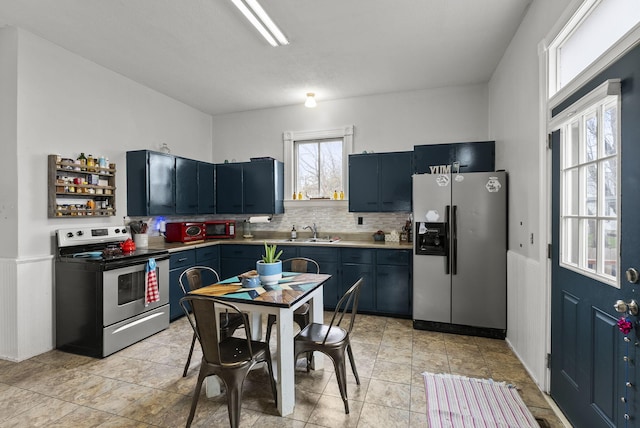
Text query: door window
557 91 620 286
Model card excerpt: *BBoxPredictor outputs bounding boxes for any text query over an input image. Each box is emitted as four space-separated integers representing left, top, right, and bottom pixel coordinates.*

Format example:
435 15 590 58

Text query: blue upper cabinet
216 159 284 215
348 154 378 212
414 141 495 174
175 157 199 215
216 163 243 214
379 152 412 212
349 151 412 212
243 160 284 214
197 162 215 214
126 150 176 216
127 150 217 216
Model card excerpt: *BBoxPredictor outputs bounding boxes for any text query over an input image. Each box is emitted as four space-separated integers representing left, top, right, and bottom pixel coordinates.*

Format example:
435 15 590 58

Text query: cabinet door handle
178 257 187 262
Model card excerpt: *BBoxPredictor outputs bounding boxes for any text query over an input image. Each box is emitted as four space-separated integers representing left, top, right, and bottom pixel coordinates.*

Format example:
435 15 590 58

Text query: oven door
102 258 169 326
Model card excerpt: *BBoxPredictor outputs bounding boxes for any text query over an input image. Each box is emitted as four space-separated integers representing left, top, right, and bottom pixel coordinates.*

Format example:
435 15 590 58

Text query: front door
550 43 640 427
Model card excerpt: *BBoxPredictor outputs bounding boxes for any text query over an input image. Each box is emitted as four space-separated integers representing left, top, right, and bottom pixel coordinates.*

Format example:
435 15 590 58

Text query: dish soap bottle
291 225 297 240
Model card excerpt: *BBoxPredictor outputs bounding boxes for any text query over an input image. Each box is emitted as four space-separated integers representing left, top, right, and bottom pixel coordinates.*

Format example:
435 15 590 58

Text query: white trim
554 90 621 288
0 255 53 265
549 23 640 108
284 200 347 209
547 0 603 96
548 79 621 130
282 126 354 200
537 36 553 393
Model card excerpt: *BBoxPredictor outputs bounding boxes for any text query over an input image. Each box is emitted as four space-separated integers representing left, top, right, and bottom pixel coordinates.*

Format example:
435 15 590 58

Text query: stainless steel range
55 226 170 357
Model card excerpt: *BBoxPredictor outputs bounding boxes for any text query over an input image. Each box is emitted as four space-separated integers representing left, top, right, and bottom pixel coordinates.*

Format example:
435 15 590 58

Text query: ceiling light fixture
231 0 289 47
305 93 317 108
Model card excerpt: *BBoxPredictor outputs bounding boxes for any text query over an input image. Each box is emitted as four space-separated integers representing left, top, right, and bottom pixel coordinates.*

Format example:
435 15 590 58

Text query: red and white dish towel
145 258 159 306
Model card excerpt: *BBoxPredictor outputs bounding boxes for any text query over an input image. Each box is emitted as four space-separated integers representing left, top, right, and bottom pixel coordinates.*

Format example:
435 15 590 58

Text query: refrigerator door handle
452 204 458 275
445 205 450 275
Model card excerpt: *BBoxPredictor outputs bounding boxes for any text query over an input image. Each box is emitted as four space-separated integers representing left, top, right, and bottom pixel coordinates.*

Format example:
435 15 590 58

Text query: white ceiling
0 0 531 116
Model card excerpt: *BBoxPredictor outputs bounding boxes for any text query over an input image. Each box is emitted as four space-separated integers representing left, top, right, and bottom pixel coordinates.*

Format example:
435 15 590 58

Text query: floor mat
423 372 539 428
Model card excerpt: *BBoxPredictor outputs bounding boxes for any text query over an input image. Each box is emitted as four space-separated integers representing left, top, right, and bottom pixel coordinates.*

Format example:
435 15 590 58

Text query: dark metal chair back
179 266 220 294
180 295 253 366
282 257 320 274
323 277 364 344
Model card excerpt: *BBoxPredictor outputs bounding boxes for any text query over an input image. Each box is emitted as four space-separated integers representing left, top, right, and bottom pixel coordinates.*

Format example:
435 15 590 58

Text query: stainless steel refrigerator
412 171 507 338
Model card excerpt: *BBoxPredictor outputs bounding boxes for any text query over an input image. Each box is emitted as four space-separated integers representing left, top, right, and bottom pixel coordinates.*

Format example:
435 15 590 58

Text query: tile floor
0 314 566 427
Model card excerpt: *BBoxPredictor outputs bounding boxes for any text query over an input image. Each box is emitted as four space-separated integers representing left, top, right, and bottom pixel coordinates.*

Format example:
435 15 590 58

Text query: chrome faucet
304 223 318 239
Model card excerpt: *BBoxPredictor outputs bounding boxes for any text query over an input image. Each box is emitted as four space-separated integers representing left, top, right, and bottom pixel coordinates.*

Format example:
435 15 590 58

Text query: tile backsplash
139 205 411 238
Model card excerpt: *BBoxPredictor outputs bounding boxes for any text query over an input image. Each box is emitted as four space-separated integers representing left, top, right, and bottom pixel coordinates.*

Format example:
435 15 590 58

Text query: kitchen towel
145 258 159 306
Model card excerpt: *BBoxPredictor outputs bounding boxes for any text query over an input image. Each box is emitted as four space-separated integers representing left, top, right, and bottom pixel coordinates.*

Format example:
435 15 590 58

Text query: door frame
540 7 640 393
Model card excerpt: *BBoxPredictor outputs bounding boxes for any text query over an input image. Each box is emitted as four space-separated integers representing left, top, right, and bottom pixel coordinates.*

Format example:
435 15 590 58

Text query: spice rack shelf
48 154 117 218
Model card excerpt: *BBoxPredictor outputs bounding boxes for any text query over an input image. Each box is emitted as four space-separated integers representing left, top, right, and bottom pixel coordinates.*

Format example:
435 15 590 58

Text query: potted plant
256 242 283 285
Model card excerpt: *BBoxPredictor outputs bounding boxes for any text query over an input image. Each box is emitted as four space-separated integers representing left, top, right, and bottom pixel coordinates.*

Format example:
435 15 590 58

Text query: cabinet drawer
220 244 263 260
196 246 219 262
376 249 410 265
341 248 374 264
170 249 196 269
298 247 339 263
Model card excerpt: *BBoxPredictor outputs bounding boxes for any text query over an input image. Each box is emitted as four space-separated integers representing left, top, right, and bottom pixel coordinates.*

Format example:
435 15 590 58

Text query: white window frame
547 0 640 106
550 79 621 288
283 126 354 201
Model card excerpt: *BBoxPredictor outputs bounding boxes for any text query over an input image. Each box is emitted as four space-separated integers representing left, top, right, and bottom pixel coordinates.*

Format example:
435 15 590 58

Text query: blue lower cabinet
341 248 375 312
220 245 263 279
376 265 411 315
342 263 375 312
169 249 196 321
299 246 340 310
196 246 220 284
375 249 412 316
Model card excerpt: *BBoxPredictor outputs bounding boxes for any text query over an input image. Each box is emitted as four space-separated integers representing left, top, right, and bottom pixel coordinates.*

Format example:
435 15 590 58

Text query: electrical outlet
357 216 363 225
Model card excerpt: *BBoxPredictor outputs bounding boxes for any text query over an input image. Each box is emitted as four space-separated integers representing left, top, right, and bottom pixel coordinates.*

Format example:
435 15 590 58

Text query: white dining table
191 272 329 416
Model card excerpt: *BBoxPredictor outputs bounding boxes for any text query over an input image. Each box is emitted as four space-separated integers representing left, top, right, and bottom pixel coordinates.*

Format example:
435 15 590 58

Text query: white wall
0 27 19 259
16 28 212 258
0 27 213 361
211 85 489 163
488 0 572 388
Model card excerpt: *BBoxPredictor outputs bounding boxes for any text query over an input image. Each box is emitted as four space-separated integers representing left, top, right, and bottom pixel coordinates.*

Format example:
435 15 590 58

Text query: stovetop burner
56 225 169 270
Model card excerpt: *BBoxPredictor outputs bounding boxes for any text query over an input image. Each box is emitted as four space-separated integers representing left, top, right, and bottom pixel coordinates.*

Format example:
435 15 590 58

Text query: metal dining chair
179 295 277 428
293 277 364 414
264 257 320 344
179 266 245 377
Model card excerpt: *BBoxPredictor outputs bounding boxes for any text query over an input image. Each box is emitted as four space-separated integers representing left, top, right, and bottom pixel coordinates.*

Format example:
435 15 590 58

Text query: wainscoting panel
1 255 54 361
506 251 547 388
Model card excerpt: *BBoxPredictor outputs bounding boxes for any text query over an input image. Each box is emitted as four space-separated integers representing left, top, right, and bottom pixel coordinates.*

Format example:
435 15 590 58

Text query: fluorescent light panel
231 0 289 47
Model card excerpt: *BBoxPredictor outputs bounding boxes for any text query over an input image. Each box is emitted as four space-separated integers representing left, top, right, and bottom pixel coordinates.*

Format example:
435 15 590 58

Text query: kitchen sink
304 237 341 243
268 237 341 244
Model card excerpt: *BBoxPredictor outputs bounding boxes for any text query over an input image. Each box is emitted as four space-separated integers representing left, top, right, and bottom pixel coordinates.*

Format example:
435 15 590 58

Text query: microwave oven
205 220 236 239
165 222 206 243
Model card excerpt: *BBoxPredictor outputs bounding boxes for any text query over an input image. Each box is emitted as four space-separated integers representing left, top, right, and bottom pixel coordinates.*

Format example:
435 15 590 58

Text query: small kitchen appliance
55 225 170 357
204 220 236 239
164 221 206 243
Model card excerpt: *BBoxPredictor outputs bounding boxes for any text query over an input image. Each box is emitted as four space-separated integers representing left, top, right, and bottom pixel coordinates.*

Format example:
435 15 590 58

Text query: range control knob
115 228 120 233
77 231 84 236
66 232 73 238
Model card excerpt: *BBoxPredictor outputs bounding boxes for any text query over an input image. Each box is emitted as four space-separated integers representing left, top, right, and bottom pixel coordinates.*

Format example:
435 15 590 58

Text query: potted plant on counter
256 242 283 285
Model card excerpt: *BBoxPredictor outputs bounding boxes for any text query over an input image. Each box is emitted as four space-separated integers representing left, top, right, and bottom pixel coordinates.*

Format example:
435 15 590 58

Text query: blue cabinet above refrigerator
414 141 495 174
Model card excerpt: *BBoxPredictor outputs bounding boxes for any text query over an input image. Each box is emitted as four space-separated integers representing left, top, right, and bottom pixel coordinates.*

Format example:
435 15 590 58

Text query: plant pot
256 260 282 285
